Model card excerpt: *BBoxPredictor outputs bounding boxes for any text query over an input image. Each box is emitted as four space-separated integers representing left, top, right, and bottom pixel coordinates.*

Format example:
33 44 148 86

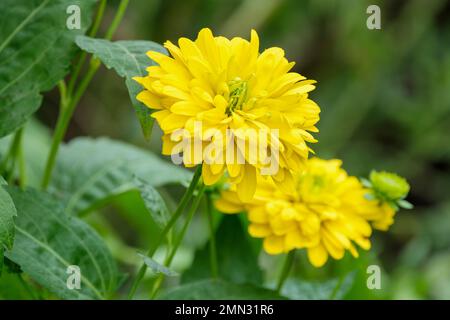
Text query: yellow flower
215 158 392 267
134 28 320 201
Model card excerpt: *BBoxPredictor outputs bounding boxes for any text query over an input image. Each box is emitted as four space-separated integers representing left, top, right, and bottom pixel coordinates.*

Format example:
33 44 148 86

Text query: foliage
0 0 448 301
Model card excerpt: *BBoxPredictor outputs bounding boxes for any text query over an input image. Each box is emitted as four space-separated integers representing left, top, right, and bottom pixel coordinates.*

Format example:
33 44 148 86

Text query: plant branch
40 0 129 190
150 183 206 299
205 192 218 278
127 166 203 299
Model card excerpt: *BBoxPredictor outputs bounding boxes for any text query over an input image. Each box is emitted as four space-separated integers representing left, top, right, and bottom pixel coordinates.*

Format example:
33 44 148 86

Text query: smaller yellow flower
215 158 396 267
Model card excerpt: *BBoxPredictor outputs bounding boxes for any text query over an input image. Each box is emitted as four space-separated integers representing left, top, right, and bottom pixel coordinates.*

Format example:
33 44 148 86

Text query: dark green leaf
0 0 97 138
49 137 191 216
4 187 119 300
138 253 178 277
133 177 169 229
183 215 262 285
75 36 167 139
161 279 285 300
0 176 16 253
281 272 356 300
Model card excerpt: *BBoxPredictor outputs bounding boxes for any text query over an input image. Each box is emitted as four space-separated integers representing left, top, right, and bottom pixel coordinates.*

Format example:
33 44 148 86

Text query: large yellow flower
134 28 320 201
215 158 394 267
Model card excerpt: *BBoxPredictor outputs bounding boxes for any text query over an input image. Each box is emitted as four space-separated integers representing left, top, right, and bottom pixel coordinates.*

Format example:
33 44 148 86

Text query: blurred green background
28 0 450 299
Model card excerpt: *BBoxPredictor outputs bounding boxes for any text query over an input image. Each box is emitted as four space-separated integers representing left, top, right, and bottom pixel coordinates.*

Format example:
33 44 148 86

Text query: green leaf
0 176 17 253
4 187 119 300
49 137 191 216
133 177 169 229
161 279 285 300
281 272 356 300
0 0 97 138
183 215 262 285
138 253 178 277
0 119 51 187
398 199 414 209
75 36 167 139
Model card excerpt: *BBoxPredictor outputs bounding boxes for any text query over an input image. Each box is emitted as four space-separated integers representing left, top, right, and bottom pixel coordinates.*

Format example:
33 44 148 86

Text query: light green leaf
160 279 285 300
398 199 414 209
49 137 191 216
0 176 16 254
0 0 97 138
138 253 178 277
75 36 167 139
183 215 262 285
4 187 119 300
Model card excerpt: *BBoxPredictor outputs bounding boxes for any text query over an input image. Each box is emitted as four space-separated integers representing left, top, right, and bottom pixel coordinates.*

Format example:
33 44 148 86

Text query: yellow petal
236 164 256 202
202 163 223 185
248 223 272 238
263 235 285 254
307 244 328 267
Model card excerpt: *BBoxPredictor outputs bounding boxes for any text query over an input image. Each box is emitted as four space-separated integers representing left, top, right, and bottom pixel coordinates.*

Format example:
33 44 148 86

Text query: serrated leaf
182 215 262 285
75 36 167 139
4 187 119 300
0 0 97 138
0 176 16 253
49 137 191 216
160 279 285 300
138 253 178 277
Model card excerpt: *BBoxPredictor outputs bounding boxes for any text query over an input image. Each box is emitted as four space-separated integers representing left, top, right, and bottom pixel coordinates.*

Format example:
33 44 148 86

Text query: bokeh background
29 0 450 299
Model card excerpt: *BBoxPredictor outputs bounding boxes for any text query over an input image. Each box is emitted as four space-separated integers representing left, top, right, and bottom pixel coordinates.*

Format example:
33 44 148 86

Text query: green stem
127 166 203 299
276 250 295 293
67 0 107 97
104 0 129 40
40 0 129 190
329 273 346 300
16 274 38 300
205 192 218 278
150 184 206 299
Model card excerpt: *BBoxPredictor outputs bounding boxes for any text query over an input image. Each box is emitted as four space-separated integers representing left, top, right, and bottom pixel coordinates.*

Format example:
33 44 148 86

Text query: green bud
369 170 411 203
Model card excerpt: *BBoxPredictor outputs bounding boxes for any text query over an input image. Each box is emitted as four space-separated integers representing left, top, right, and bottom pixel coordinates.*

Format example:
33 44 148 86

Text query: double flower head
134 28 411 267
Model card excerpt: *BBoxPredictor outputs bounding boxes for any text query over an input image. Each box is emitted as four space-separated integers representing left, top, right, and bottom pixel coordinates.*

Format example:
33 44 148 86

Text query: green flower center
226 78 248 116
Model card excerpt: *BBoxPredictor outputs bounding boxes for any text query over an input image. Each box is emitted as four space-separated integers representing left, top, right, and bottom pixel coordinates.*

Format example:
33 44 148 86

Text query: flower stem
150 183 206 299
40 0 129 190
205 192 218 278
329 273 346 300
127 166 203 299
276 250 295 293
104 0 129 40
